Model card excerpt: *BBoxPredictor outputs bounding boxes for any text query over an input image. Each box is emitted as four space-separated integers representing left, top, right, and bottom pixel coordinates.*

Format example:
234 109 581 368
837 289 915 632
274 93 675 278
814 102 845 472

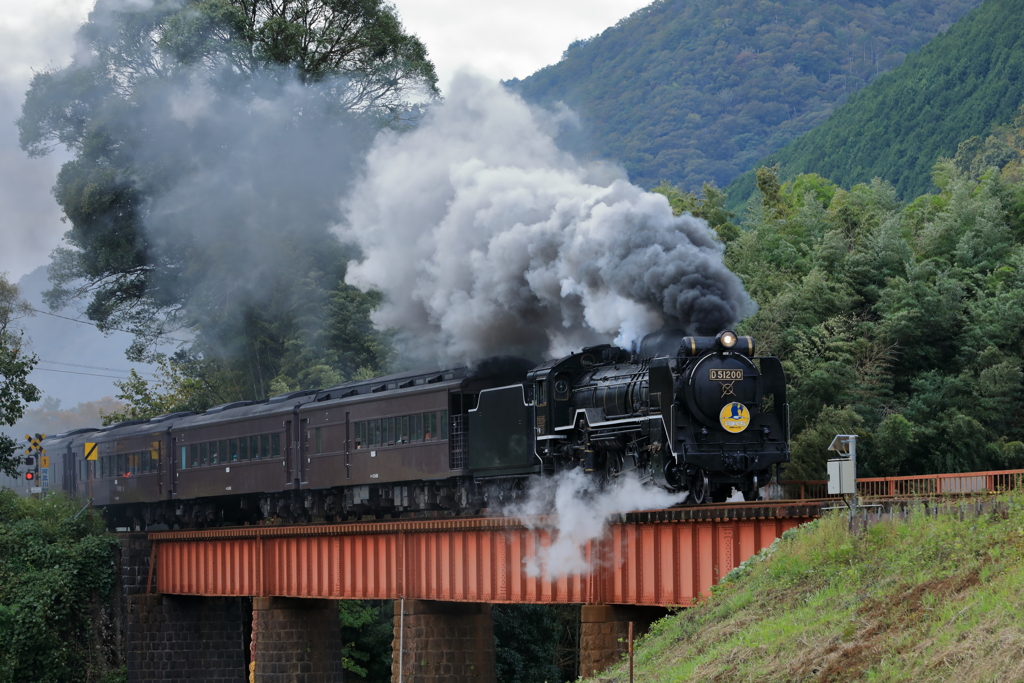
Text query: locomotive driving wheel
689 469 710 505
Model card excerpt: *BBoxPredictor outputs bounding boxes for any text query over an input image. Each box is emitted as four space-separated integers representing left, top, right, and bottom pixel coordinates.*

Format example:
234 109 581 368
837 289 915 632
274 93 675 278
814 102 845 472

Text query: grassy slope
594 502 1024 682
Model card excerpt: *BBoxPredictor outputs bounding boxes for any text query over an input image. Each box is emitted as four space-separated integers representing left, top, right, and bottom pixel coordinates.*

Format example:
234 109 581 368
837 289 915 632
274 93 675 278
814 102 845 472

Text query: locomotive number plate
710 369 744 381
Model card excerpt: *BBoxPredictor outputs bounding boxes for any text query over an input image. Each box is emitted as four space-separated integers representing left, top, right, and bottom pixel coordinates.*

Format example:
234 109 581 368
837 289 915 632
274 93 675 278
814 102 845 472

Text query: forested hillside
728 0 1024 206
684 105 1024 480
508 0 980 191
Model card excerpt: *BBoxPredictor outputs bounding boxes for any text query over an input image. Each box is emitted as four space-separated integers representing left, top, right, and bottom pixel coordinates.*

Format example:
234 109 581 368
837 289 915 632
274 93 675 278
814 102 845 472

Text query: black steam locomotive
21 329 788 527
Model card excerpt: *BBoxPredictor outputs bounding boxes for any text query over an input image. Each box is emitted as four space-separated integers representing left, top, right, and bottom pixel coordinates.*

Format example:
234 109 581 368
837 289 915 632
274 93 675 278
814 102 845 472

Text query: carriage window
229 439 239 462
387 418 395 446
239 437 249 460
271 433 281 457
141 452 150 473
250 435 259 459
425 412 435 440
218 440 228 464
413 414 423 441
260 435 270 459
190 445 198 468
441 410 449 440
118 453 127 475
182 446 188 469
200 443 208 466
208 442 218 465
535 380 547 406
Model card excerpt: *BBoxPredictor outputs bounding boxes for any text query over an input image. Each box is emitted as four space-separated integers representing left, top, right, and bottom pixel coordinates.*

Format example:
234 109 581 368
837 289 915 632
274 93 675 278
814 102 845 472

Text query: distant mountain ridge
727 0 1024 204
507 0 982 191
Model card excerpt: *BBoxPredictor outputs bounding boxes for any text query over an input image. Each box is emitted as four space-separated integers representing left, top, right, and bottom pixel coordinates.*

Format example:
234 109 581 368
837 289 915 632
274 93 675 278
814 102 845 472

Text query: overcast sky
0 0 650 281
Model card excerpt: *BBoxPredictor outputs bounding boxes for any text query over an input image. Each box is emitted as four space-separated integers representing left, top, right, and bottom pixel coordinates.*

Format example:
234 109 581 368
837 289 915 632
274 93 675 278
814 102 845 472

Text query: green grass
593 500 1024 683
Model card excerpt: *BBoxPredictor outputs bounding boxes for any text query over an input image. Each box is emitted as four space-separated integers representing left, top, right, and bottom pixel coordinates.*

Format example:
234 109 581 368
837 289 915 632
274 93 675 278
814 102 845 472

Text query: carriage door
169 436 177 499
345 412 351 479
299 418 309 485
285 419 294 486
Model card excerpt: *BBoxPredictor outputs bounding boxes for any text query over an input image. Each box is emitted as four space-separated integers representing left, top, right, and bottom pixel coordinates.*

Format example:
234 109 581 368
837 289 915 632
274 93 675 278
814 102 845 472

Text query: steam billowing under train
25 329 788 528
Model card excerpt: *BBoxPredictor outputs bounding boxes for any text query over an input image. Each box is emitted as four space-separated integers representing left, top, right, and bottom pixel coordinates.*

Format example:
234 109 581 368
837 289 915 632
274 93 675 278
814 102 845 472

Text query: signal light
25 471 35 481
24 455 35 467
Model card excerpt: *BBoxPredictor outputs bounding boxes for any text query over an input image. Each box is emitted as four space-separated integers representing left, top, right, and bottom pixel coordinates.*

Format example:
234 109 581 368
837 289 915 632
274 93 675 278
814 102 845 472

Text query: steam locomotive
18 329 788 527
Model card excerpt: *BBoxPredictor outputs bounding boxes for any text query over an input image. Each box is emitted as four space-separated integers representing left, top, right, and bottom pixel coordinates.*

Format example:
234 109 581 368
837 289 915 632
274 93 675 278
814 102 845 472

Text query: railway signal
22 433 46 495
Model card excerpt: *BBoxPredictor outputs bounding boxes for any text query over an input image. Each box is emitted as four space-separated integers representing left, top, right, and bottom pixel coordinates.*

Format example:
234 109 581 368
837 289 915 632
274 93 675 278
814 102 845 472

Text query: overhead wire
37 359 157 376
32 368 133 380
27 307 190 344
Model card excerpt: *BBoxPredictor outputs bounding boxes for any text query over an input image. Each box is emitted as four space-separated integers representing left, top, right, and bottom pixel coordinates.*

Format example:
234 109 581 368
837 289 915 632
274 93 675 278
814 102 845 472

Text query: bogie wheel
689 470 710 505
743 487 762 502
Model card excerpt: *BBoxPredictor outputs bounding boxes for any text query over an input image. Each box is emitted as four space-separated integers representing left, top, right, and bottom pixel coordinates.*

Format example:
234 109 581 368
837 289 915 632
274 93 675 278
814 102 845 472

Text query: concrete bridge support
251 597 345 683
580 605 668 678
392 600 496 683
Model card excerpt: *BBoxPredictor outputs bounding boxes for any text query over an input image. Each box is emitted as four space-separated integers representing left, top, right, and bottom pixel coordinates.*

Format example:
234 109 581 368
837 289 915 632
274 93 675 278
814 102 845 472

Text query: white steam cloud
339 73 755 365
506 470 686 579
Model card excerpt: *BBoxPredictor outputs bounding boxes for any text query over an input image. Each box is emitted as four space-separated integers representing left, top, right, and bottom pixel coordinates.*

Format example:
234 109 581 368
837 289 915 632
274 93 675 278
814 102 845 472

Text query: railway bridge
121 469 1020 683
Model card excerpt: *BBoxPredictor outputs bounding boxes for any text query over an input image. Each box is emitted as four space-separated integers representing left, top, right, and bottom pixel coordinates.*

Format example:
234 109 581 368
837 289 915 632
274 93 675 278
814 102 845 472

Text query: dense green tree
0 275 40 478
338 600 393 683
0 491 120 683
17 0 425 400
493 604 578 683
651 180 740 241
731 151 1024 479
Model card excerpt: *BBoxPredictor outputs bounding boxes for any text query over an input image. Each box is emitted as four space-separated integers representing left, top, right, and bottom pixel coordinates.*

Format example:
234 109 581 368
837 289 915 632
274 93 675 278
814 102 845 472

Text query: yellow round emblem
719 402 750 433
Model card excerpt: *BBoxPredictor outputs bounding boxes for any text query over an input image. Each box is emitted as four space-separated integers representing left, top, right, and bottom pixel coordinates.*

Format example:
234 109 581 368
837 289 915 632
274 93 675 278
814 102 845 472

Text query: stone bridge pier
122 535 344 683
579 605 668 677
391 600 496 683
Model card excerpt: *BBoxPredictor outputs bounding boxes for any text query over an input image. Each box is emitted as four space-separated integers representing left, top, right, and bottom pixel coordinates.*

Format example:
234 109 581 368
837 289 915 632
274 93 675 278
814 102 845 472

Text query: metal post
849 435 858 524
628 621 634 683
398 596 405 683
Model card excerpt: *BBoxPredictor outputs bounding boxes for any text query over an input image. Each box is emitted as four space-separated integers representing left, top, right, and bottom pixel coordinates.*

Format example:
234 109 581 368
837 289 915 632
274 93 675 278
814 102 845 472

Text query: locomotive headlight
718 330 738 349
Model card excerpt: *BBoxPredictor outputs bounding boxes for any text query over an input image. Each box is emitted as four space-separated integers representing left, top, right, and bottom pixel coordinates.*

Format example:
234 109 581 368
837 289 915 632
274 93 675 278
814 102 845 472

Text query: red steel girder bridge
150 502 821 606
148 469 1024 606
